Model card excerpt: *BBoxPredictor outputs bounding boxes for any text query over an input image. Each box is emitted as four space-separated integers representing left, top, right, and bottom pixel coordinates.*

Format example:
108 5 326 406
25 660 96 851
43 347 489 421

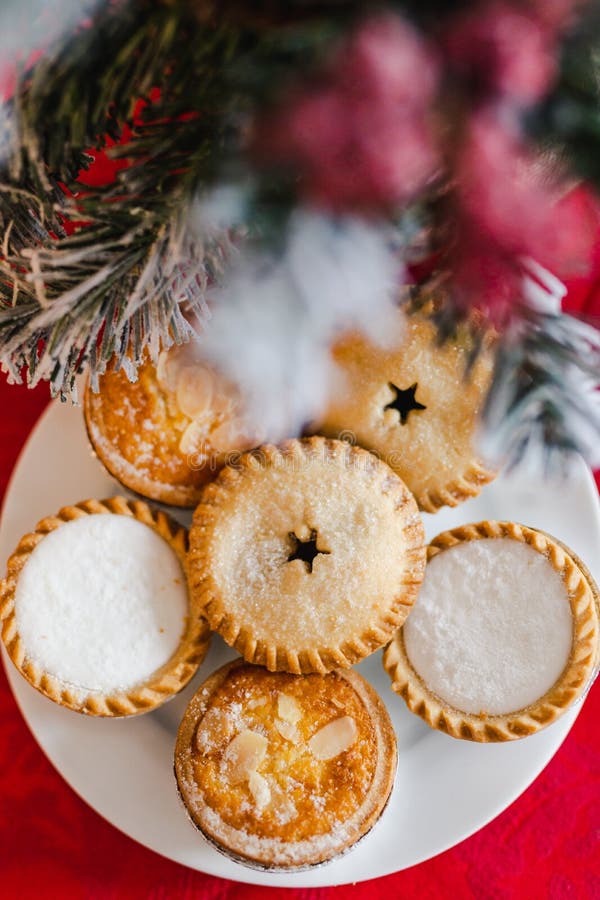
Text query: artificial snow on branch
0 0 598 465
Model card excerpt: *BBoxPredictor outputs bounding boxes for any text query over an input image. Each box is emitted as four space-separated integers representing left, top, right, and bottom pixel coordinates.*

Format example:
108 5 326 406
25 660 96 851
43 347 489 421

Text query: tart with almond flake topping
174 660 397 869
84 344 258 507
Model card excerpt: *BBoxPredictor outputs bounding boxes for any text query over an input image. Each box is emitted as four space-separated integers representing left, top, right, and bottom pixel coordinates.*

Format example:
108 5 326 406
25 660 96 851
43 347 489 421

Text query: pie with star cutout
187 436 426 673
315 306 497 512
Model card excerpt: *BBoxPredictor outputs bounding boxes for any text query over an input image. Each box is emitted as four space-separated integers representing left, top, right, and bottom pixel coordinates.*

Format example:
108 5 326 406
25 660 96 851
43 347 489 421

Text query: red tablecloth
1 377 599 900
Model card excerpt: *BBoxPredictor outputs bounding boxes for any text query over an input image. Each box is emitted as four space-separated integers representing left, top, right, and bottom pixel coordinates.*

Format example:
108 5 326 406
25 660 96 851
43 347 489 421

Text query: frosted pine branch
0 213 235 398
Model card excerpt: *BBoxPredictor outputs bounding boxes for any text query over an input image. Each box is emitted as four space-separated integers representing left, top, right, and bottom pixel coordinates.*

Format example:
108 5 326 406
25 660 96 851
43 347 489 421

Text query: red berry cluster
253 1 597 326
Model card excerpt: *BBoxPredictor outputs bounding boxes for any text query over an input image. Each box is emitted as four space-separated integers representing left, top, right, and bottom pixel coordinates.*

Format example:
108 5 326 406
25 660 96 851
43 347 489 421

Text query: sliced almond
157 348 185 393
196 707 234 753
157 342 205 391
247 697 267 710
274 719 298 743
223 730 268 784
308 716 357 760
277 693 302 724
176 365 215 419
211 384 237 418
248 771 271 812
208 416 248 453
179 419 209 455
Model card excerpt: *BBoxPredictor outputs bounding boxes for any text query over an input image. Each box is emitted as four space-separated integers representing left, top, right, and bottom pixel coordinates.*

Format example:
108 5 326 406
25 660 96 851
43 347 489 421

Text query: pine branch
482 310 600 467
0 0 359 394
0 2 240 394
0 211 238 396
2 0 600 478
0 0 342 396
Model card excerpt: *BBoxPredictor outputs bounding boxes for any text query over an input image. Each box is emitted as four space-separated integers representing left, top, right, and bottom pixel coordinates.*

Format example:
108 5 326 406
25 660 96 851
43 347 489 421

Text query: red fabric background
0 380 599 899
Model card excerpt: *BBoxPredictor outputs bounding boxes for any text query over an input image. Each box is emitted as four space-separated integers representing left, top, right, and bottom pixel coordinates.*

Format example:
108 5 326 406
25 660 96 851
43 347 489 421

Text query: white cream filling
404 538 573 715
15 514 188 694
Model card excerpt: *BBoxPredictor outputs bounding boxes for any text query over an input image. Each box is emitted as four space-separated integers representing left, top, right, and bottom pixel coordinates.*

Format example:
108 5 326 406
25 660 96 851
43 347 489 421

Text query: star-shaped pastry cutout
384 382 426 425
287 530 330 573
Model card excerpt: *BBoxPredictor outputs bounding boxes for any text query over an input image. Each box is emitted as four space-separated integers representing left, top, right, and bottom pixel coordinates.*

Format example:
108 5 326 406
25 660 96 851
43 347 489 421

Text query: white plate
2 400 599 888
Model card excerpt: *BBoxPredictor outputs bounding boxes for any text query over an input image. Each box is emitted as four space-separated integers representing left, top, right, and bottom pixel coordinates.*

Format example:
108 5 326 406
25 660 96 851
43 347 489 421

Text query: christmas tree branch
483 309 600 466
0 0 340 396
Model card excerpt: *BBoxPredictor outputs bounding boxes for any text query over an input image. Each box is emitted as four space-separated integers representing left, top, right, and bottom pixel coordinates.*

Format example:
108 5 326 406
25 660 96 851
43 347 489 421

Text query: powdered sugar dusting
15 515 187 693
200 804 352 865
404 538 573 715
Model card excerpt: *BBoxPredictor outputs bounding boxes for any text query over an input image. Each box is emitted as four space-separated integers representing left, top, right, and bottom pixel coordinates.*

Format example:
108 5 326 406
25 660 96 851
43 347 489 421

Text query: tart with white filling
188 437 426 674
383 521 599 741
174 660 397 870
0 497 210 716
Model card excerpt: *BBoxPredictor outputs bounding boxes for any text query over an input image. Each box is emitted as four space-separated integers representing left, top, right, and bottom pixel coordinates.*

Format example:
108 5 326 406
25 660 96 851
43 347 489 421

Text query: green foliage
527 5 600 186
483 310 600 465
0 0 599 466
0 0 337 395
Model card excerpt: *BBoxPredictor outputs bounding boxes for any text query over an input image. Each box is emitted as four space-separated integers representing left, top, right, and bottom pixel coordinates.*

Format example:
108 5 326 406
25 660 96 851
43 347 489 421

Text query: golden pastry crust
0 496 211 716
188 437 426 674
383 521 600 742
316 310 496 513
174 660 397 870
84 360 211 507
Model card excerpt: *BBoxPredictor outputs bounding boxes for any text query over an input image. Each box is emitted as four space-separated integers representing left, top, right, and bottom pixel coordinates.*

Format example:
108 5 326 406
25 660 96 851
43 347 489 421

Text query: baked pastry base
84 362 212 507
383 521 600 741
316 307 497 513
174 659 397 870
188 437 425 674
0 496 211 716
